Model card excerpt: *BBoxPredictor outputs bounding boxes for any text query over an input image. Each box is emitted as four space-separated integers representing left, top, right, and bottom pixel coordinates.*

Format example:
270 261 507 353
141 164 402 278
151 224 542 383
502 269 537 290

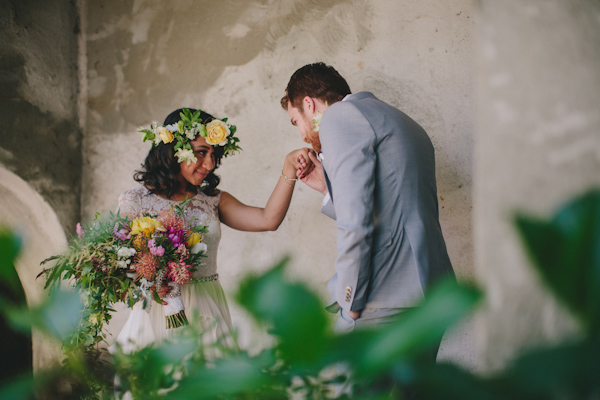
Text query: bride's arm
218 148 312 232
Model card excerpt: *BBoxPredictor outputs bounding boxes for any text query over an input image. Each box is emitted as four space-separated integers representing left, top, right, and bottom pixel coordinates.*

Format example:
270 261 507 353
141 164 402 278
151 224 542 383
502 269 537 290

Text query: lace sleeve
117 189 142 216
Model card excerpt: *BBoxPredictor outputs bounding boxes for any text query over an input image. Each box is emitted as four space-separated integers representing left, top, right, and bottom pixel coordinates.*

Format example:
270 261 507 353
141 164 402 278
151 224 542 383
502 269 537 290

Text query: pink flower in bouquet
167 227 185 248
175 243 189 258
168 259 193 286
76 223 85 238
113 223 132 241
148 238 165 256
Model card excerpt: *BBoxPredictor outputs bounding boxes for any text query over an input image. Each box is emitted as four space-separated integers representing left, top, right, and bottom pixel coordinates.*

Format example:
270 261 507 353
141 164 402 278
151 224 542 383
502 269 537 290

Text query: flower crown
139 108 241 165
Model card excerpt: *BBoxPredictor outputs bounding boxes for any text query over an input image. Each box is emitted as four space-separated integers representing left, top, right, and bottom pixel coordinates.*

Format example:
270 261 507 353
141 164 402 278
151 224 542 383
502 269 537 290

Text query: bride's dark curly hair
134 108 225 198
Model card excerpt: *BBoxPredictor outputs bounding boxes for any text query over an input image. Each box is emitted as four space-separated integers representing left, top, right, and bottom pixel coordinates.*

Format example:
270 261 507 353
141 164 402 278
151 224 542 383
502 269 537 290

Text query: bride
112 107 311 352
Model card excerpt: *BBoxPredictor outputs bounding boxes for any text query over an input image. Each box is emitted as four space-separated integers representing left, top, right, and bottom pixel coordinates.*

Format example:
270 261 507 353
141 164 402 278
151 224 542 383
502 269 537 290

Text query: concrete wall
476 0 600 370
82 0 477 367
0 0 82 232
0 0 80 371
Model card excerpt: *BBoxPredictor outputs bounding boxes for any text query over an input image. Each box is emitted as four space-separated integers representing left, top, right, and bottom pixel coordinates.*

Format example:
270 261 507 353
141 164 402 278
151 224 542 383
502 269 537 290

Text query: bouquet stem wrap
163 294 189 329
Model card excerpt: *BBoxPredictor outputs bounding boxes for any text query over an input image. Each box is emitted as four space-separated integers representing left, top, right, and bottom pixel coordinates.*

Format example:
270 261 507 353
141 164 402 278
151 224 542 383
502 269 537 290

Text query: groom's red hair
281 62 351 110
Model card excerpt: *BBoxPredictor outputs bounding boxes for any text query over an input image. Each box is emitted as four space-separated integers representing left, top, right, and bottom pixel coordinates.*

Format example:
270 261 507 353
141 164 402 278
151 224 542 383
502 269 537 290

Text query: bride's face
177 136 216 187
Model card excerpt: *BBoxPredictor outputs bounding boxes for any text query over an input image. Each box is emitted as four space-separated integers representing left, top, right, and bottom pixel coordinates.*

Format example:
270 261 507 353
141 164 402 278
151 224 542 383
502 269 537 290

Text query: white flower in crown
186 122 202 140
175 148 197 165
166 123 179 132
147 123 162 146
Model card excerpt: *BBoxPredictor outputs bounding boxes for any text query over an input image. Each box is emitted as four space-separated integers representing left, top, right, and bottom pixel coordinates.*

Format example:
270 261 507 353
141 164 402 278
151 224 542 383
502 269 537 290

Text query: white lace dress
112 185 235 351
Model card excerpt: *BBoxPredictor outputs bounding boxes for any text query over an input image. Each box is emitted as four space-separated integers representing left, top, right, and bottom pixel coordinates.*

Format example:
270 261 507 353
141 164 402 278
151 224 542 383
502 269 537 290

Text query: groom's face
287 103 321 152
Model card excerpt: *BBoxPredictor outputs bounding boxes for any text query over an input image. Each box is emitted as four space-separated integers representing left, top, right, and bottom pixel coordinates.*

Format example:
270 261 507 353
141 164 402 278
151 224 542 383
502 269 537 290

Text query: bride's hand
300 151 327 195
157 284 170 305
286 148 315 179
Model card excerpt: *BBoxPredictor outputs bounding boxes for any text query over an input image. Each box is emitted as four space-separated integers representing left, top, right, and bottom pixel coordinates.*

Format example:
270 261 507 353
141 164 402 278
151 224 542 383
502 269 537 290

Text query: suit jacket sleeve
320 101 376 312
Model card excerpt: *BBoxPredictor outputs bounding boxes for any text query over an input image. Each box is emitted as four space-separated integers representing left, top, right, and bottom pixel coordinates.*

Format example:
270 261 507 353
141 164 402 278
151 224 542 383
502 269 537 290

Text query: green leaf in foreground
515 190 600 334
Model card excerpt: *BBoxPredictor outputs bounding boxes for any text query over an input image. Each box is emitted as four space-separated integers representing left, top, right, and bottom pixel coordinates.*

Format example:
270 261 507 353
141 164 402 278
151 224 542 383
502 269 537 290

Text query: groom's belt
196 273 219 283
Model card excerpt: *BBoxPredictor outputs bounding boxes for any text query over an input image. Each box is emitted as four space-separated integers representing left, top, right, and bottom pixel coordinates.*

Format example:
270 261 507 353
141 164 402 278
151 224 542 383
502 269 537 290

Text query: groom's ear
302 96 315 115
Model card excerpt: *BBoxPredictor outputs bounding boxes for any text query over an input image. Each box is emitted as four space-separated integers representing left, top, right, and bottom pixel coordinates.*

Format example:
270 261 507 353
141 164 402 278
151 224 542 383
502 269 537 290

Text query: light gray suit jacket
319 92 455 313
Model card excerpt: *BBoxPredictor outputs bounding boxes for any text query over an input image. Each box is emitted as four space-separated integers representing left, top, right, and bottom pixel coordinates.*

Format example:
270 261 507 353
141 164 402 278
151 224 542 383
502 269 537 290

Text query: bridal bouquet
40 199 207 349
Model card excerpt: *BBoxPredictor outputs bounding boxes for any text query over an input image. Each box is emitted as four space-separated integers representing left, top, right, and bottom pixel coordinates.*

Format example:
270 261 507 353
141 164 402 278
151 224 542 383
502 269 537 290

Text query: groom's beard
308 138 321 153
305 132 322 153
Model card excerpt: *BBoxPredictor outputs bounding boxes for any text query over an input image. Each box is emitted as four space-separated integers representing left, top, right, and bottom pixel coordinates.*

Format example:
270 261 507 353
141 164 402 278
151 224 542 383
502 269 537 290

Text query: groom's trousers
333 307 441 399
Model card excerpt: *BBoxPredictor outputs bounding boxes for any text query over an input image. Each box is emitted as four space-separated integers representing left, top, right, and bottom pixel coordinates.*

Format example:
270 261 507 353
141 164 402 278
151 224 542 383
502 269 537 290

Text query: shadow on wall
0 166 66 372
0 1 82 232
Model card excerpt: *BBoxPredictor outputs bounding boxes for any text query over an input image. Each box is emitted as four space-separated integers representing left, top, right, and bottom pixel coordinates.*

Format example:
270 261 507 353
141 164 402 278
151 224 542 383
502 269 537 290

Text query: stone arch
0 165 67 371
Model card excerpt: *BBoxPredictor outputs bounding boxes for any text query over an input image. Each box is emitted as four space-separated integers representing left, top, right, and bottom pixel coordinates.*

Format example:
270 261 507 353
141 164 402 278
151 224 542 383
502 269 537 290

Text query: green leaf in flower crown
236 257 329 363
514 189 600 335
139 129 155 142
199 124 207 138
177 120 184 133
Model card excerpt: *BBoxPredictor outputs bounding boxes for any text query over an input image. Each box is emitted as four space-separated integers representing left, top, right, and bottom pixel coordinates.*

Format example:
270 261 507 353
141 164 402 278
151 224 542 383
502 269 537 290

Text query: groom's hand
348 310 361 320
300 151 327 195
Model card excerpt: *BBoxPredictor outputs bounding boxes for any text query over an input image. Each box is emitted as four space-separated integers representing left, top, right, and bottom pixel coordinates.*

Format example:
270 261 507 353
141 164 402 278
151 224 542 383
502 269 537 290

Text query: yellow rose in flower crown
186 232 202 247
205 119 229 146
130 216 166 237
158 127 174 144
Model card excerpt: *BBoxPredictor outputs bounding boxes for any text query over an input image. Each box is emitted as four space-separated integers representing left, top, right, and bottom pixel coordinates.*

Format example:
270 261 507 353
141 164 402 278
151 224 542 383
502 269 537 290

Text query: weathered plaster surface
83 0 477 368
0 0 81 232
476 0 600 370
0 166 66 372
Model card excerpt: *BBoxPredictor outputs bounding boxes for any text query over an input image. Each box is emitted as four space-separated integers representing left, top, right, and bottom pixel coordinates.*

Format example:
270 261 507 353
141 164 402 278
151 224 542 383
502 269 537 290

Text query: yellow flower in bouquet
186 231 202 247
130 216 165 237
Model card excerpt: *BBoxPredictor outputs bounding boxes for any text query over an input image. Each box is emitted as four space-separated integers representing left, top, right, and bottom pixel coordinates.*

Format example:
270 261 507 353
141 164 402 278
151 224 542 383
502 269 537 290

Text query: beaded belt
196 273 219 283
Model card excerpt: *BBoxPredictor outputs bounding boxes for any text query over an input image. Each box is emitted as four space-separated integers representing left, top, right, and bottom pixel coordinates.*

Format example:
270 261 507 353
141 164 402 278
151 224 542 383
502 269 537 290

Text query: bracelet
281 171 298 188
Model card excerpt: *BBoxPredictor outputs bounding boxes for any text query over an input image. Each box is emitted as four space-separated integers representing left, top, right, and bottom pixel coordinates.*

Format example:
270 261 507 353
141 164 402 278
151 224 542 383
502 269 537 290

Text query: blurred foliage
0 227 32 382
1 189 600 399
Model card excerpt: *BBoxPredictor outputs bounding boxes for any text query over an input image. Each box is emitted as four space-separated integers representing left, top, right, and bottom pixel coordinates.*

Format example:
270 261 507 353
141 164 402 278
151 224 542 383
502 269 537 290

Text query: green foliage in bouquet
39 212 135 358
31 198 208 398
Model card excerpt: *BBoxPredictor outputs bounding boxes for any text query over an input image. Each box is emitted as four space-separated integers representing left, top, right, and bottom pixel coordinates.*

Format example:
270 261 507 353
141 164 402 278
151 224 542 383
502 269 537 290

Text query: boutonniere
312 111 324 133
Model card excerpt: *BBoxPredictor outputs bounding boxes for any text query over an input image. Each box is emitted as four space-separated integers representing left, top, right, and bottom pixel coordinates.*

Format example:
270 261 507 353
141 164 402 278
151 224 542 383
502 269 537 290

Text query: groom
281 62 455 335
